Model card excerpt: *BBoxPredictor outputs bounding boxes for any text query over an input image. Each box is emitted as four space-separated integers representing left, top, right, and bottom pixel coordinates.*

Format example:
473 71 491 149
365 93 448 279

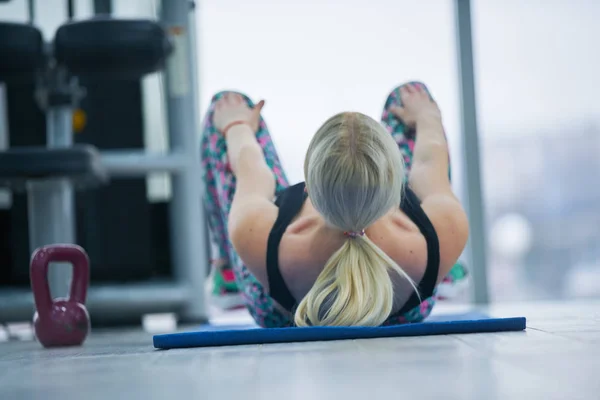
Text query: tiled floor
0 300 598 400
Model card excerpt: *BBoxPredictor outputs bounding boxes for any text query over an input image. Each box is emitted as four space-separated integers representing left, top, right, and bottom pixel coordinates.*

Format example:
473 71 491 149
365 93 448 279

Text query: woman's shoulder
280 209 429 291
370 212 429 277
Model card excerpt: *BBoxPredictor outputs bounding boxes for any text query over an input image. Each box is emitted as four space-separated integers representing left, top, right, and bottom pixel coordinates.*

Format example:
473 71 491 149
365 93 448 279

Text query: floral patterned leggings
200 83 467 327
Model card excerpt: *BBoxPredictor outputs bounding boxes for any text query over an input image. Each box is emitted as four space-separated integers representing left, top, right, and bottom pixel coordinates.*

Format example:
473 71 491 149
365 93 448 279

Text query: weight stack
2 78 170 286
74 78 157 283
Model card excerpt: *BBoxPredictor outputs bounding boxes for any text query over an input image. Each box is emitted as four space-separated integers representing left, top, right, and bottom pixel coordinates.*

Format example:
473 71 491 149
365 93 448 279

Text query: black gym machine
0 0 209 326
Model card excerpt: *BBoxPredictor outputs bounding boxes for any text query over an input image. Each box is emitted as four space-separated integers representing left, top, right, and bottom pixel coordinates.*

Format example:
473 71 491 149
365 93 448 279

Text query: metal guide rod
160 0 208 321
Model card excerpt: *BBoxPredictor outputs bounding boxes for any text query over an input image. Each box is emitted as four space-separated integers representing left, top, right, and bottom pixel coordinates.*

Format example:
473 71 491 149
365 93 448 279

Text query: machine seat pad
54 18 173 79
0 145 108 190
0 22 44 82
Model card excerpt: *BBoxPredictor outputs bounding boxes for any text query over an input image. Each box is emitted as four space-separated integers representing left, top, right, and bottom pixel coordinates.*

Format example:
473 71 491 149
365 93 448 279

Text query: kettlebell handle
30 244 90 316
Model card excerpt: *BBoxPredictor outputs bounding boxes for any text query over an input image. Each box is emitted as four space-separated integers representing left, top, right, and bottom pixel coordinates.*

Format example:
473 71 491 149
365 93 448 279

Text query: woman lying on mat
201 82 469 327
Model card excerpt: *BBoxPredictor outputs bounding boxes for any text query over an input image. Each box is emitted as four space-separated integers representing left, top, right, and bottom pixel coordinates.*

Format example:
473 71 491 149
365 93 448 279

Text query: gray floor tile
1 300 599 400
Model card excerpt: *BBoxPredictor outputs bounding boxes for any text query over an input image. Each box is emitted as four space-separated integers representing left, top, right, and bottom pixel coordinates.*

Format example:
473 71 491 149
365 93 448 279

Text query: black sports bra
266 182 440 316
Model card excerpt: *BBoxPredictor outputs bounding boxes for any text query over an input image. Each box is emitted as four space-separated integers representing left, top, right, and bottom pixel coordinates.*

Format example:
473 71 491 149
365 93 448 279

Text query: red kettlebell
30 244 91 348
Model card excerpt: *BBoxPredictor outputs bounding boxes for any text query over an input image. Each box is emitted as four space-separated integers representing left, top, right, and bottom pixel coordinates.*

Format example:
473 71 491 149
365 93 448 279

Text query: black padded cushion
54 18 173 80
0 22 44 83
0 145 108 191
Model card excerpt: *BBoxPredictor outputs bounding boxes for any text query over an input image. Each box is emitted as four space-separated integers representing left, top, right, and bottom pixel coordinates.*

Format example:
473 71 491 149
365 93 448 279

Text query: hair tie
343 230 365 239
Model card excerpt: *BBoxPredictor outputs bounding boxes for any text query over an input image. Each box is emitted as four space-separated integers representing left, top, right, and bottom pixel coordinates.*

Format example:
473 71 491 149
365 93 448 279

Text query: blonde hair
294 112 418 327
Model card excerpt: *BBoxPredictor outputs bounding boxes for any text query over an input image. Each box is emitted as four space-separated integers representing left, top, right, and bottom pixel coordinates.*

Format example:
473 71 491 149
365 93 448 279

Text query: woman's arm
226 124 276 203
213 94 278 283
390 84 452 199
408 113 452 200
392 84 469 281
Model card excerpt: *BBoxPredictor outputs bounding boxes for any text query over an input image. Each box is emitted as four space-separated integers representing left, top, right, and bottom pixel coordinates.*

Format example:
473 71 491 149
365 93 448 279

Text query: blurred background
0 0 598 322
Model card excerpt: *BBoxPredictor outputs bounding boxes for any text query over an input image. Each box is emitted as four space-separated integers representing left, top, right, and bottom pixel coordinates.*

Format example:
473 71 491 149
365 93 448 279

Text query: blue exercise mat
153 312 526 349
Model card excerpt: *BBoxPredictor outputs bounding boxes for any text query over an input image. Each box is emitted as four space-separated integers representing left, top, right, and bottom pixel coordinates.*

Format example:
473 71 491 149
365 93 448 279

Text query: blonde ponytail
298 111 419 327
295 234 417 326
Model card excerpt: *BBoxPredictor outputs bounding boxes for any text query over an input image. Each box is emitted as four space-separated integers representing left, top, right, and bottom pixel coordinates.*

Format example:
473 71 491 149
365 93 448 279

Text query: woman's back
259 178 451 324
276 192 428 316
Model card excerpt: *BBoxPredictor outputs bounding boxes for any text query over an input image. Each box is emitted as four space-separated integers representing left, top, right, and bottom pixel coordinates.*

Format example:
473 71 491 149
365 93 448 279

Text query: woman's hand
390 83 441 128
213 92 265 134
